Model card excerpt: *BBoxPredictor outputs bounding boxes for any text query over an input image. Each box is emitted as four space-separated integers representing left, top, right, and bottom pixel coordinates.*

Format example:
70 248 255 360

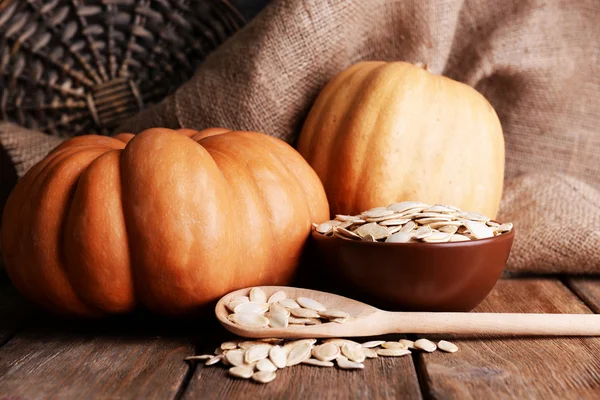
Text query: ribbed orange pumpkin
1 128 328 317
298 61 504 218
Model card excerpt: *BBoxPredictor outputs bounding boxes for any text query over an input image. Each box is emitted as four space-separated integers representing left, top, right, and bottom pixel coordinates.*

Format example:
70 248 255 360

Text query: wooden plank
0 277 34 347
184 332 422 400
566 277 600 313
0 313 196 399
417 279 600 399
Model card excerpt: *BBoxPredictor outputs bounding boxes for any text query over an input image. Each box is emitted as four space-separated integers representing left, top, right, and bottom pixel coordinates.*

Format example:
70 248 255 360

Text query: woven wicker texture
0 0 244 136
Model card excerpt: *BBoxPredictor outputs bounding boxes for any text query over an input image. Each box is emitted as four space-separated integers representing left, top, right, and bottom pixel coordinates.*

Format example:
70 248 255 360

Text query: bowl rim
311 224 514 247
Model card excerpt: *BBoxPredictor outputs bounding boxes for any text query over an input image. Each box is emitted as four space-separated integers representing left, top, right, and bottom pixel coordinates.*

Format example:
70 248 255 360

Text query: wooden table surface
1 273 600 399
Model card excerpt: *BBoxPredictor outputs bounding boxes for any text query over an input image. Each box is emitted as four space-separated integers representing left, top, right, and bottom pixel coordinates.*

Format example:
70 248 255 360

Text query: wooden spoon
216 286 600 338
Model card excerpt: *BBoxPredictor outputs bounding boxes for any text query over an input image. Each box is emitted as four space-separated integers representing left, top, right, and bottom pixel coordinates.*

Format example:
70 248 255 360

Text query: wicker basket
0 0 245 137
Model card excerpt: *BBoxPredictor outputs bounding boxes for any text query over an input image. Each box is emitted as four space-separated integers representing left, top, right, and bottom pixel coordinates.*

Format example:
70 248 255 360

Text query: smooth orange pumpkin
0 128 328 317
298 61 504 218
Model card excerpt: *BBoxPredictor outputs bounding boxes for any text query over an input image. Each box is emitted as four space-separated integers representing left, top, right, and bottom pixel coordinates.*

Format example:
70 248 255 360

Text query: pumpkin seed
265 311 289 328
399 339 416 349
269 302 291 317
376 348 411 357
355 222 389 240
388 201 428 213
363 348 378 358
438 340 459 353
400 220 416 232
336 356 364 369
313 202 512 243
361 340 385 348
234 301 269 314
269 345 287 369
227 296 250 312
379 218 410 226
318 309 349 319
438 225 458 234
414 338 437 352
287 342 313 366
220 341 240 350
302 358 335 367
385 231 412 243
205 355 223 366
249 287 267 303
279 298 300 309
449 234 471 242
245 344 272 363
238 341 266 350
303 318 322 325
184 354 213 361
363 207 395 218
226 349 247 367
422 231 452 243
229 366 254 379
341 343 366 363
361 234 376 242
259 338 284 344
228 313 269 327
312 343 341 362
268 291 287 303
381 341 407 349
252 370 277 383
296 297 327 312
256 358 278 372
289 307 320 319
334 226 361 239
288 316 314 324
464 220 494 239
316 221 334 234
413 225 432 239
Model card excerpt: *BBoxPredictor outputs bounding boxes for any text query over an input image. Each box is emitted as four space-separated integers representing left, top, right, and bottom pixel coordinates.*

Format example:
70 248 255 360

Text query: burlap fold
1 0 600 273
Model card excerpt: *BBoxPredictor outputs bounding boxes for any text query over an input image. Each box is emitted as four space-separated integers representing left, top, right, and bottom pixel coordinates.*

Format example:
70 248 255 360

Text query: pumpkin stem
415 62 430 72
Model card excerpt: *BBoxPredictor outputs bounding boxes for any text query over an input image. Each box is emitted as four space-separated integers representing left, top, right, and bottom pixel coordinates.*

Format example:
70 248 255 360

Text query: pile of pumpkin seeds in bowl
186 287 459 384
314 201 513 243
226 287 350 328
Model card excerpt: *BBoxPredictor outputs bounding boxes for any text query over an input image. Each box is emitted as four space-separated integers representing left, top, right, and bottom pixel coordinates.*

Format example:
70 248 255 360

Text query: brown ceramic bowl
310 228 514 312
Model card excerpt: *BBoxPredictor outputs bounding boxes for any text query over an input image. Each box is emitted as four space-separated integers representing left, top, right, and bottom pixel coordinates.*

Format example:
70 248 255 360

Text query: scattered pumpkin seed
229 366 254 379
269 345 287 369
336 356 364 369
414 338 437 352
312 343 341 362
361 340 385 348
252 370 277 383
399 339 415 349
256 358 278 372
296 297 327 312
381 341 407 350
302 358 335 367
376 348 411 357
438 340 459 353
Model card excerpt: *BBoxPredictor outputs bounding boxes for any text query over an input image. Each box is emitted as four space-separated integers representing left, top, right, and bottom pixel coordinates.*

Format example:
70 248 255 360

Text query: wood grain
566 277 600 313
184 333 422 400
0 313 196 399
0 277 33 347
416 279 600 399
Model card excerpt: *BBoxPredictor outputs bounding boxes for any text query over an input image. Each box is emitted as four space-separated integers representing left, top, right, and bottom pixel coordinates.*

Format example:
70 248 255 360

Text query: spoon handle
382 312 600 336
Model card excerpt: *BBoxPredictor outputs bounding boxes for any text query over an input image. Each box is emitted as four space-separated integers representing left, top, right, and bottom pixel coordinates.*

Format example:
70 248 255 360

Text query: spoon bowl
216 285 600 339
215 286 379 338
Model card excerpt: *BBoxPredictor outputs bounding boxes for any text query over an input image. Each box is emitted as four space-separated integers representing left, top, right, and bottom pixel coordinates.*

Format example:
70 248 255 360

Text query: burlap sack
1 0 599 273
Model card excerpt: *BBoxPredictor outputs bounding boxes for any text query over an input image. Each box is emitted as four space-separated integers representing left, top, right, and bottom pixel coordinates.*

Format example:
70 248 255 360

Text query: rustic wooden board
566 277 600 313
0 313 196 399
0 277 33 347
184 333 423 400
416 279 600 399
